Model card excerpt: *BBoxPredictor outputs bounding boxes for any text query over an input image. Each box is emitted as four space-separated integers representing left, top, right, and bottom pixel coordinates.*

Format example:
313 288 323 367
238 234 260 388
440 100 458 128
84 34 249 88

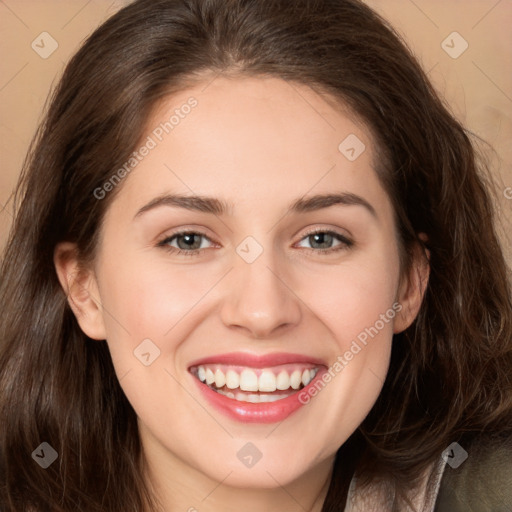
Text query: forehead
106 75 390 221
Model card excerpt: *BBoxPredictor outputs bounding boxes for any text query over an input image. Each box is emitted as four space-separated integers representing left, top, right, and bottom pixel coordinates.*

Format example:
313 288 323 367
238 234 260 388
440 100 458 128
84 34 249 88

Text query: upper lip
188 352 327 369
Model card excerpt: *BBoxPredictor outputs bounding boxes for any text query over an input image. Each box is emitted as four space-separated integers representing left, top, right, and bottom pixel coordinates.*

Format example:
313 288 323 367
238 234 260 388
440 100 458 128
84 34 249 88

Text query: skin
54 76 429 512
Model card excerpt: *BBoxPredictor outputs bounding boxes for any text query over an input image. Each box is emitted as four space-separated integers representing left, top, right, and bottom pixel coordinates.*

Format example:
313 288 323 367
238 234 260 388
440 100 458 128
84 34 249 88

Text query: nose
219 249 302 339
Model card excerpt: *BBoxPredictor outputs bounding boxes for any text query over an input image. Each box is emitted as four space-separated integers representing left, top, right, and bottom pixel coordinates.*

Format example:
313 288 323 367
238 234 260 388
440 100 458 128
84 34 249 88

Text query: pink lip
187 352 327 424
188 351 327 369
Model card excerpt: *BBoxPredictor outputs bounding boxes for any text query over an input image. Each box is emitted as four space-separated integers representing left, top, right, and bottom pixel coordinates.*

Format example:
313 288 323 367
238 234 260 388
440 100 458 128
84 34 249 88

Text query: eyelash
156 228 353 257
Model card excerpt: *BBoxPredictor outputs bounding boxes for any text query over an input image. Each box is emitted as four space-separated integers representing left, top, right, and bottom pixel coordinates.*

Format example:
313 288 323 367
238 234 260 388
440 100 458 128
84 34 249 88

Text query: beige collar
344 456 447 512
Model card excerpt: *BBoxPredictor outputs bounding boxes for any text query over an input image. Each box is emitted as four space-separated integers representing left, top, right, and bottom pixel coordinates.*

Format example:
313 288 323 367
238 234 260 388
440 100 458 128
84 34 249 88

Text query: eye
295 228 353 254
157 230 215 256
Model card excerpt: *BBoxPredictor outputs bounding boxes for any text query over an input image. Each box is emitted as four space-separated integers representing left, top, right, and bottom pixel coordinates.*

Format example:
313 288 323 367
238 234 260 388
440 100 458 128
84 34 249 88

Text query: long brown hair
1 0 511 510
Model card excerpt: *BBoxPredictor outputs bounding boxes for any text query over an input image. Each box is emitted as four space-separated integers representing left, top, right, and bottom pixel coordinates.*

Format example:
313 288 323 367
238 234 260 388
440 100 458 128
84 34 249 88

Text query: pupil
179 234 200 250
311 233 332 249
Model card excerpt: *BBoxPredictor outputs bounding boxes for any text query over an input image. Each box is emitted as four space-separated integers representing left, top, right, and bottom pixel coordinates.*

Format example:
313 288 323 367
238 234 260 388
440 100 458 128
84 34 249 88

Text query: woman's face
57 76 424 491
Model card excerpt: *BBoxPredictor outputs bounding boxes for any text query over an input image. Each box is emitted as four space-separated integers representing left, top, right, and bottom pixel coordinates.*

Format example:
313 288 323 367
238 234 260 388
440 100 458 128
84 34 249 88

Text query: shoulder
434 432 512 512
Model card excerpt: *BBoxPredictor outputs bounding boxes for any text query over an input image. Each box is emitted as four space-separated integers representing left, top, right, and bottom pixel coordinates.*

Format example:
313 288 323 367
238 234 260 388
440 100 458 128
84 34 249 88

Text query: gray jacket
434 434 512 511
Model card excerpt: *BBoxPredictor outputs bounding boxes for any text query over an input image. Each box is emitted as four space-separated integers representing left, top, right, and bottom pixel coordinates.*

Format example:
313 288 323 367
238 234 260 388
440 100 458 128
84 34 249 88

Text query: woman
1 0 511 510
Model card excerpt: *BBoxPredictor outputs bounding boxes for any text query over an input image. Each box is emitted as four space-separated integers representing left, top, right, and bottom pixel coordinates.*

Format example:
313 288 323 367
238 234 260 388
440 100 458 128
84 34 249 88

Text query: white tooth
290 370 302 389
276 370 291 390
225 369 240 389
239 369 259 391
310 368 318 379
205 368 215 385
197 366 206 382
236 391 256 402
214 368 226 388
259 370 277 392
259 393 289 402
302 369 311 386
238 392 291 403
265 394 288 402
221 390 290 403
216 389 236 399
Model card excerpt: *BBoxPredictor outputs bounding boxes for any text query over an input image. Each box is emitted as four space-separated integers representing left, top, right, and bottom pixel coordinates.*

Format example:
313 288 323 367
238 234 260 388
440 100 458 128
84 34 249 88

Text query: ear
393 235 430 334
53 242 107 340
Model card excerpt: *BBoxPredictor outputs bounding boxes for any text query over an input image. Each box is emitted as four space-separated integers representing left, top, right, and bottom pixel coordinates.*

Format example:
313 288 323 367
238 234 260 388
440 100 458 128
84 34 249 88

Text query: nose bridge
219 237 302 338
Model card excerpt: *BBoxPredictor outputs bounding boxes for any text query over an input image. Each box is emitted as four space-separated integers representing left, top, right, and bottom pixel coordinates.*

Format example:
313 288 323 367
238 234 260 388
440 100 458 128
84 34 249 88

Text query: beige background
1 0 511 263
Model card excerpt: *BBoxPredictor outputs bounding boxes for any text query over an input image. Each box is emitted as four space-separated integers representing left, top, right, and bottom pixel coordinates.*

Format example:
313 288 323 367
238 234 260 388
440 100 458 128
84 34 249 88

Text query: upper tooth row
197 366 318 392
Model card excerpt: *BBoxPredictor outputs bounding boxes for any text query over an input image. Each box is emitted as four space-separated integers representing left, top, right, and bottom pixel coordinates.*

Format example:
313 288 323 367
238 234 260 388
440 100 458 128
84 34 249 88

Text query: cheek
302 247 401 345
94 257 219 426
98 254 215 338
294 249 400 449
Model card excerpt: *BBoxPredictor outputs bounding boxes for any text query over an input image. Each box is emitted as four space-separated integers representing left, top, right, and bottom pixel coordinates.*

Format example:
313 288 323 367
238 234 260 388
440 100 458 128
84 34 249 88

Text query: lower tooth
216 388 288 403
260 394 288 403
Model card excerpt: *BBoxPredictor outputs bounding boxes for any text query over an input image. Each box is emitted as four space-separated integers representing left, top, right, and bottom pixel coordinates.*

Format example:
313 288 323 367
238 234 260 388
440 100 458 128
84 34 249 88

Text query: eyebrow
133 191 377 219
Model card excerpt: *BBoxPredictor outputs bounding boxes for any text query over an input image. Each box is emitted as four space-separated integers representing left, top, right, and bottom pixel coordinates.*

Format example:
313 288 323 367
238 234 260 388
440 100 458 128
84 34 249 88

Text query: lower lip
191 369 325 424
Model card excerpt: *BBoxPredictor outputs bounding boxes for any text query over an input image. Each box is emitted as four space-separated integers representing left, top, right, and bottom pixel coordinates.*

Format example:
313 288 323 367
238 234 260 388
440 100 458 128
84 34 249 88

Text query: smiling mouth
189 364 319 403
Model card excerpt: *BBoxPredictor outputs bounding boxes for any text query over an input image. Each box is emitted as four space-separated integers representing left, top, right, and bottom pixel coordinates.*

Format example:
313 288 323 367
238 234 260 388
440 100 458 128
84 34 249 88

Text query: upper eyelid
159 229 216 245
